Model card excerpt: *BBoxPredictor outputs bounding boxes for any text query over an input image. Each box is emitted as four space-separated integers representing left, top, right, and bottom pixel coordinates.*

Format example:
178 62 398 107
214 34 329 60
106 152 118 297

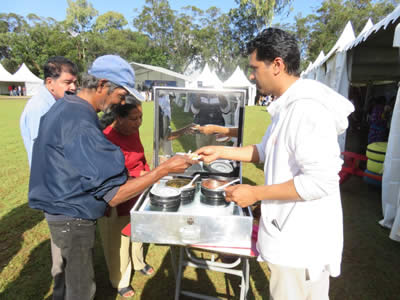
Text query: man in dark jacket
29 55 194 300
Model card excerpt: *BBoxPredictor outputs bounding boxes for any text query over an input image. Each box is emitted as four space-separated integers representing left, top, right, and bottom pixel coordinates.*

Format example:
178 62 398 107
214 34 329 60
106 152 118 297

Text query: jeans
48 218 97 300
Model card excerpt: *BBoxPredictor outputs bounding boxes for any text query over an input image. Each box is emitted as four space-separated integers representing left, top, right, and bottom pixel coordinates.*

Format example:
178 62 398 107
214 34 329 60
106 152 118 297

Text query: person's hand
197 124 220 135
194 146 221 163
224 184 258 208
140 170 149 176
161 155 196 174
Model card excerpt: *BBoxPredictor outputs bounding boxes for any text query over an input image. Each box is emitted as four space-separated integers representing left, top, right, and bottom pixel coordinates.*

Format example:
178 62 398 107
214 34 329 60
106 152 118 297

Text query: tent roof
129 61 191 82
223 66 253 87
0 63 14 82
346 4 400 83
344 5 400 51
320 21 355 65
12 63 42 83
195 63 223 87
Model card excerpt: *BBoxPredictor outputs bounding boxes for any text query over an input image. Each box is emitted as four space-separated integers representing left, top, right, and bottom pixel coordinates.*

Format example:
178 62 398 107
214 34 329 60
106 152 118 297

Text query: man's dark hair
43 56 78 80
247 27 300 76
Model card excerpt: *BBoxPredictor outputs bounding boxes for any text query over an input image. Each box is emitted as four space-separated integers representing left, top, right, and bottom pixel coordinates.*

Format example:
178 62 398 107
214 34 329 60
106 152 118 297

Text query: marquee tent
302 4 400 242
0 64 14 95
11 63 43 96
193 64 223 88
130 61 192 90
223 66 257 106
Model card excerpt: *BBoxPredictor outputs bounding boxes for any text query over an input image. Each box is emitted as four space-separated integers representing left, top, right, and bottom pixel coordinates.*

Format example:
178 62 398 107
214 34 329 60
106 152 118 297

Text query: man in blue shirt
29 55 194 300
20 56 78 166
19 56 78 300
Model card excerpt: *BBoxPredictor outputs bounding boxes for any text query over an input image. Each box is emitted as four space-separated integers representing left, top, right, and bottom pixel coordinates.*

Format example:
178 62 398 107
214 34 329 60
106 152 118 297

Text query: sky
2 0 322 25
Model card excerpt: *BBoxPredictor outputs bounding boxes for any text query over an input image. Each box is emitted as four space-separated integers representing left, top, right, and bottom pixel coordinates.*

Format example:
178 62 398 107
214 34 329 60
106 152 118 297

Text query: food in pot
201 179 228 190
166 178 195 189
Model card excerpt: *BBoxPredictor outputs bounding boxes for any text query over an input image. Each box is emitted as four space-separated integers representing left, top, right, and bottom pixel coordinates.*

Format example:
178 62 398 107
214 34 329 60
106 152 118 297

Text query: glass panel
154 87 245 176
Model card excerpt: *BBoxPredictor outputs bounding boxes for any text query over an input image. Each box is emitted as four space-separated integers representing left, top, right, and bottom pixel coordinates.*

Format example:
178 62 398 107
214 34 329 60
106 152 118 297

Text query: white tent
211 70 223 88
130 61 191 89
304 51 325 80
223 66 257 106
0 64 14 95
302 5 400 241
193 64 223 88
11 63 43 96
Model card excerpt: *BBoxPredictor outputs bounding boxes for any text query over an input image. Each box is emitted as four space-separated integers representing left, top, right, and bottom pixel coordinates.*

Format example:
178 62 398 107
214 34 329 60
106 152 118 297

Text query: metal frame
171 246 250 300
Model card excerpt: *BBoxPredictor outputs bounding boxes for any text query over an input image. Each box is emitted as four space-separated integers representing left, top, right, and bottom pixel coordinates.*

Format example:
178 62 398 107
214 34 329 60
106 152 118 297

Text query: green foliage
240 0 293 25
94 11 127 33
65 0 98 34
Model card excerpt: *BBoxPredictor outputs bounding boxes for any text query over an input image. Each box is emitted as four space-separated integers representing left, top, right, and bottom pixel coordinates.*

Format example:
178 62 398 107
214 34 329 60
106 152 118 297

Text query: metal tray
130 179 253 248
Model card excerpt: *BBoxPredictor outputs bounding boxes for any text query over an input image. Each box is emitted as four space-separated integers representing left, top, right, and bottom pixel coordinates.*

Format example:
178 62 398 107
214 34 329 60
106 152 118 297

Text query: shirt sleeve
255 127 271 163
20 105 42 167
290 101 343 201
64 125 127 200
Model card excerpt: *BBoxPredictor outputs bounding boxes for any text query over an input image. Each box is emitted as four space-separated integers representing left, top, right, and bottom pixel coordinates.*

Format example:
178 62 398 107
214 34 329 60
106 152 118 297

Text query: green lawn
1 98 400 299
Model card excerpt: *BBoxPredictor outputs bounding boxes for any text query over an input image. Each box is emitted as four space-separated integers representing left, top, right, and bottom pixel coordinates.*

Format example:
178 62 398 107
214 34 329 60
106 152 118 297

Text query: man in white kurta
195 28 354 300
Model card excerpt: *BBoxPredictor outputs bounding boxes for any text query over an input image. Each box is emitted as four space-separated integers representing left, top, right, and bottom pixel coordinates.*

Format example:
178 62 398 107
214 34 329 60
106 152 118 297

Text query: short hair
99 96 142 129
43 56 78 80
247 28 300 76
81 74 119 95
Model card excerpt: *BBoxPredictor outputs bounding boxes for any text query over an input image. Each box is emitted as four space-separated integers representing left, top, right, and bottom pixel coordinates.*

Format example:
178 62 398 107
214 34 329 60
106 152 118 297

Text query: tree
64 0 98 64
0 15 77 75
94 11 127 33
133 0 200 72
65 0 98 34
240 0 293 25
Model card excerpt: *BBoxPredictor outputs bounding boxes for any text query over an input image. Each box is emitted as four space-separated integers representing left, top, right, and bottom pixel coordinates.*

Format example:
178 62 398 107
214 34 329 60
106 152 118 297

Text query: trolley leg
170 246 177 279
174 247 184 300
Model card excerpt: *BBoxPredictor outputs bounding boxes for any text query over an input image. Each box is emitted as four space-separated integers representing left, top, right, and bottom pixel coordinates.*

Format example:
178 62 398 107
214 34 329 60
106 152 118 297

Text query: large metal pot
166 178 197 205
200 178 229 206
149 186 181 211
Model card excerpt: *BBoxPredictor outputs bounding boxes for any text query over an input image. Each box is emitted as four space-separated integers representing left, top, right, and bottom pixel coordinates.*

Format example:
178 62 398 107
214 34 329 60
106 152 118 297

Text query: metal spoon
214 178 240 190
179 174 200 191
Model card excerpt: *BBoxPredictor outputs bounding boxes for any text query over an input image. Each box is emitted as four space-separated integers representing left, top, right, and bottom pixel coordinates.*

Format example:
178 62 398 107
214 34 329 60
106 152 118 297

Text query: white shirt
20 85 56 166
255 79 354 279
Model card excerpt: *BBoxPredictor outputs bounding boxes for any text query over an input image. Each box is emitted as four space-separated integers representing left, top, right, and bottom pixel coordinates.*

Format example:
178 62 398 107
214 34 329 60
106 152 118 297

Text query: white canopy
0 63 14 81
12 63 43 83
301 4 400 242
223 66 257 106
194 64 223 88
223 66 252 87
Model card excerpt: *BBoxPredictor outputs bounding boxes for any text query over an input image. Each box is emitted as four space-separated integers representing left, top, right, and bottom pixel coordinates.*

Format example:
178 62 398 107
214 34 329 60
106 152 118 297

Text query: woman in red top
99 97 154 298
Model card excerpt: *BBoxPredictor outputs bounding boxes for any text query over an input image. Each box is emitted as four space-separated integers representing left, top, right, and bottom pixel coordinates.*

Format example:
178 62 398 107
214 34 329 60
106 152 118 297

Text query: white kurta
255 79 354 279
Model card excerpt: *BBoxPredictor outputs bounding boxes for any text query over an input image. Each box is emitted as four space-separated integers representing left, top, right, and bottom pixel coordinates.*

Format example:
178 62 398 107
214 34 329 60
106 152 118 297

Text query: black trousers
47 218 97 300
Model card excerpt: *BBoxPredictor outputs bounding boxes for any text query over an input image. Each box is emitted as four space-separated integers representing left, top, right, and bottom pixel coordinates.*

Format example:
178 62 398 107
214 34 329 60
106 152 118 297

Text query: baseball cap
88 55 144 101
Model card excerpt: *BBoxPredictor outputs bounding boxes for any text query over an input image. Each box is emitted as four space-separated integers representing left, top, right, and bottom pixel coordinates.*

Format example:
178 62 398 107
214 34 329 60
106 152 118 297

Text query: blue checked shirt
20 85 55 166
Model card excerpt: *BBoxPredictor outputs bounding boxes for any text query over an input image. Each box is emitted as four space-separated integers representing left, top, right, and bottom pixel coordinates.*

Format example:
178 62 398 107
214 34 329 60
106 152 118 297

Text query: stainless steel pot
200 178 229 206
149 186 181 211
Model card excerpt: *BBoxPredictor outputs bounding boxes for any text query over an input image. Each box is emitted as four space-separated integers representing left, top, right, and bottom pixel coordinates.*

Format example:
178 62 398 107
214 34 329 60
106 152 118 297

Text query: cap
88 55 144 101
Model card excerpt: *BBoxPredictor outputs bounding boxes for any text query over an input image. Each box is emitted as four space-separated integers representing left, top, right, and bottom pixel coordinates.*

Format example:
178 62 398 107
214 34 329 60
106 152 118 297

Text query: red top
103 126 150 216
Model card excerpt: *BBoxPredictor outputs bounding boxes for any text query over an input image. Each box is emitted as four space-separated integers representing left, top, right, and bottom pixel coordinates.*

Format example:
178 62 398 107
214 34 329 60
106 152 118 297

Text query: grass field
0 98 400 299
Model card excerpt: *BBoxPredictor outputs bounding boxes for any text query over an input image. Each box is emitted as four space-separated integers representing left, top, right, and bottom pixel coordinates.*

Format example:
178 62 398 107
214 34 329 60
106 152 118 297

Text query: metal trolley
130 87 255 299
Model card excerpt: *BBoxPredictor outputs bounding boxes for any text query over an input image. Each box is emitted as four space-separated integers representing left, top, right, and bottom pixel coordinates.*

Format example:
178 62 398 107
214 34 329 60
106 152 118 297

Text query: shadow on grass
248 259 269 299
140 248 180 299
0 239 53 299
0 203 44 274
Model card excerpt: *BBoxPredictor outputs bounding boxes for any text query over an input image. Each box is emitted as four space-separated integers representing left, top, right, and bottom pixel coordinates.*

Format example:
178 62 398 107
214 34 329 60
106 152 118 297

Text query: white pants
98 208 146 289
267 262 330 300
